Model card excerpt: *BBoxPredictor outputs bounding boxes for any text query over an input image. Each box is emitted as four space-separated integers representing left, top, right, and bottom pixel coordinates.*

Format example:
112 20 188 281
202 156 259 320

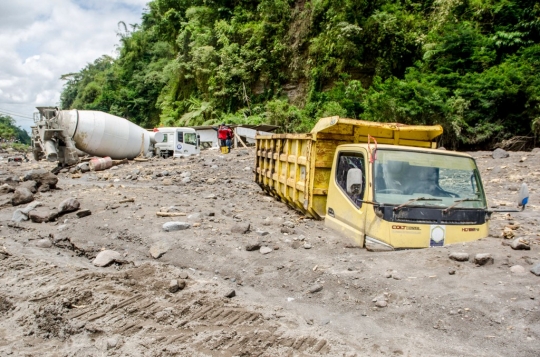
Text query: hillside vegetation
60 0 540 148
0 114 31 148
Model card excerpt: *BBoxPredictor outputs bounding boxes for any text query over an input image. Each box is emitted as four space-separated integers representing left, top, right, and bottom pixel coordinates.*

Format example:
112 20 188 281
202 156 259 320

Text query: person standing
214 123 228 149
225 126 233 151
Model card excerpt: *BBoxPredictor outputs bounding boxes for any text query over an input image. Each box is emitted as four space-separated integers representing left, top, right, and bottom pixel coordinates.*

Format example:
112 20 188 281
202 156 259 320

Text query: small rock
149 242 169 259
308 284 323 293
260 246 273 255
283 221 295 228
530 263 540 276
231 223 250 234
205 194 217 199
448 268 456 275
93 250 123 267
281 226 295 234
162 178 173 186
502 227 515 239
492 148 509 159
58 198 80 214
169 279 185 293
510 238 530 250
256 230 269 236
375 300 388 308
106 338 118 350
162 221 191 232
78 162 90 173
225 289 236 298
35 238 53 248
187 213 201 221
76 209 92 218
181 177 191 184
474 253 494 266
449 252 469 262
11 209 28 222
303 243 312 249
510 265 526 274
245 240 261 251
0 183 15 194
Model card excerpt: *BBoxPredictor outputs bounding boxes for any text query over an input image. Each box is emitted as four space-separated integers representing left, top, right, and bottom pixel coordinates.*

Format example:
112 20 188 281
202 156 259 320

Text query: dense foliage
61 0 540 148
0 114 31 145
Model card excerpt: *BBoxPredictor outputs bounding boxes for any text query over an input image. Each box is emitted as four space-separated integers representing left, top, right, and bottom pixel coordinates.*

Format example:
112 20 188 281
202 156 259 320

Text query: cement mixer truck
32 107 165 166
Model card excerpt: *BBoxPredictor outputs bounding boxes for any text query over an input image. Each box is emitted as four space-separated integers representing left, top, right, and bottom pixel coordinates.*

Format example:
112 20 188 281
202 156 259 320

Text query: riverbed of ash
0 147 538 356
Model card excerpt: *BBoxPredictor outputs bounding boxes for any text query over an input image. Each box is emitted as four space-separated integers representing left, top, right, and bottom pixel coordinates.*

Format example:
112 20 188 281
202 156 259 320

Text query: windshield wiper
393 197 442 212
443 198 481 213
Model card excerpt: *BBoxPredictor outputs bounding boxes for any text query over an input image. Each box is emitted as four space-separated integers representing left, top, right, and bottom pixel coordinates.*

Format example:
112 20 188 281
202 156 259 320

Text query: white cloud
0 0 147 133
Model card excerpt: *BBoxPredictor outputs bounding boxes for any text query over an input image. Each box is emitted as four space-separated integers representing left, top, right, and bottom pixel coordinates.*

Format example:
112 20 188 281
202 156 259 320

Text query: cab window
336 152 365 207
162 134 168 142
177 131 184 143
184 132 197 146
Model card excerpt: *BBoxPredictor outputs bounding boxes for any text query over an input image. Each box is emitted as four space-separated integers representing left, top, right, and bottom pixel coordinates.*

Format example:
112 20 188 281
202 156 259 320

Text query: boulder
12 187 34 206
29 209 59 223
23 169 58 189
510 238 530 250
19 180 38 193
492 148 509 159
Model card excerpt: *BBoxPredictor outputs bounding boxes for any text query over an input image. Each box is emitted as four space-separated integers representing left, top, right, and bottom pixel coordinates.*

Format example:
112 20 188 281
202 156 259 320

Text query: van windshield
373 149 487 209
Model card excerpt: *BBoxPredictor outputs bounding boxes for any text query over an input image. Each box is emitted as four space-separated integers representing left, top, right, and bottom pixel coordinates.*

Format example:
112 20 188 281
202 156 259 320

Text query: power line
0 108 35 121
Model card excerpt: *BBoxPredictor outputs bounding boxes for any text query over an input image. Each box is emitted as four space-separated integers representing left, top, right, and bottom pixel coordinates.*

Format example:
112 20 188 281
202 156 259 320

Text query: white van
153 127 200 157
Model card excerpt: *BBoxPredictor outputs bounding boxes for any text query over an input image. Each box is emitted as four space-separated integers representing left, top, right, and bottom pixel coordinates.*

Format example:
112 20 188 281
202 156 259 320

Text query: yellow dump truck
255 117 529 251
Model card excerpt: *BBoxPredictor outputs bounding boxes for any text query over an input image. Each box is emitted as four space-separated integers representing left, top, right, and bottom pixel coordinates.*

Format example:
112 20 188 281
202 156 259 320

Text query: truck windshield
373 149 486 209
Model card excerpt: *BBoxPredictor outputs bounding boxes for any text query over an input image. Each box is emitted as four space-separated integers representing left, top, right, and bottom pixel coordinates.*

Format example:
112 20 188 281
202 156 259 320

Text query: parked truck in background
255 117 529 251
152 127 200 158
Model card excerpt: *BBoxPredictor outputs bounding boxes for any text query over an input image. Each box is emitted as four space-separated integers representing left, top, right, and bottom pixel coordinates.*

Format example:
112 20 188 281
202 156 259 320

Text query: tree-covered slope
0 114 31 146
60 0 540 148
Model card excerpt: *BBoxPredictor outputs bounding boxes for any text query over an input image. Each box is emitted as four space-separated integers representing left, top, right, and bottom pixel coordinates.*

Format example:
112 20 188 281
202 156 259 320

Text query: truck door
325 149 368 247
175 130 199 156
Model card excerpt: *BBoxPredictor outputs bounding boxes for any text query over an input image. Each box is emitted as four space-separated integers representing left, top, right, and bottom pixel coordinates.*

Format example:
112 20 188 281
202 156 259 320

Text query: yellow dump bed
254 116 443 219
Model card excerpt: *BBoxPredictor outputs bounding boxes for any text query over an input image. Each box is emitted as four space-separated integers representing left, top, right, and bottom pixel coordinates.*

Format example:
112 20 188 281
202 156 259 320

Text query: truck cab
325 144 489 250
154 127 200 158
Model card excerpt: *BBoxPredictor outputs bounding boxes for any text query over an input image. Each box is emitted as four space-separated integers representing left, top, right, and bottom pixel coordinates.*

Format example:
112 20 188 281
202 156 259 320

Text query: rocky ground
0 147 539 357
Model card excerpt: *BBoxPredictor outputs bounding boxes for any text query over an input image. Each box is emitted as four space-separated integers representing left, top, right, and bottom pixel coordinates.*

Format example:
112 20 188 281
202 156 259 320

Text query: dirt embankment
0 148 539 356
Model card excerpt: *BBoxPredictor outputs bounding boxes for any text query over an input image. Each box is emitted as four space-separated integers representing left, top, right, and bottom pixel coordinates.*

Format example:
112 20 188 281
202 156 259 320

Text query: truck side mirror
518 183 529 210
346 168 363 195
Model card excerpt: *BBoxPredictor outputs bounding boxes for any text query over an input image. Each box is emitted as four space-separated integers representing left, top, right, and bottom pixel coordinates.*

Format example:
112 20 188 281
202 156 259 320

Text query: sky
0 0 148 134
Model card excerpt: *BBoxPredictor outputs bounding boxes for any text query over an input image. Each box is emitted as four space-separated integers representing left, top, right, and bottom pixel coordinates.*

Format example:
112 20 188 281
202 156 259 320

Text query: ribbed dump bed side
255 134 314 216
255 117 443 219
